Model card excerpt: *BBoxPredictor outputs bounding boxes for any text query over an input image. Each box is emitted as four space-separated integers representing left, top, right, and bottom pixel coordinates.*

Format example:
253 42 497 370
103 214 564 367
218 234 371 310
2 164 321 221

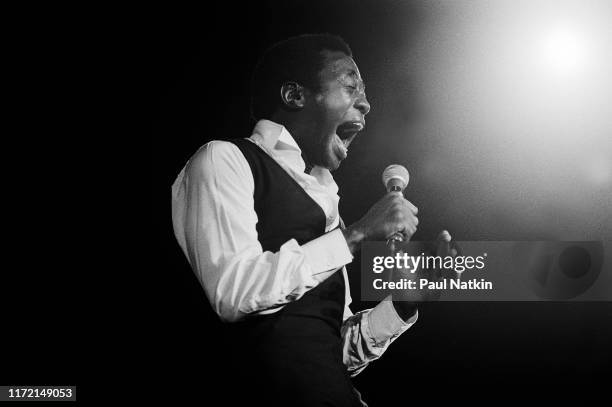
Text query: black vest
225 138 362 407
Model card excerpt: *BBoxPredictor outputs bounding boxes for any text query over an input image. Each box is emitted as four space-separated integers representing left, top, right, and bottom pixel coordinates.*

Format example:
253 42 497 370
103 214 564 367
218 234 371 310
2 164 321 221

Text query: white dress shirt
171 119 417 376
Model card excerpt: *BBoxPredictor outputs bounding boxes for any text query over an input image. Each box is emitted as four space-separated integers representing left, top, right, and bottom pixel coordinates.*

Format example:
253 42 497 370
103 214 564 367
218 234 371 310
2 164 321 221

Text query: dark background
149 1 611 403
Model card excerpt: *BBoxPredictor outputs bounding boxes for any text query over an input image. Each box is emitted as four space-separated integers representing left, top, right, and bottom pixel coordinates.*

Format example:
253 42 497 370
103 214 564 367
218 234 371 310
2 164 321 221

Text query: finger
436 230 451 256
387 191 404 199
403 199 418 215
451 241 463 257
400 225 416 241
437 229 452 243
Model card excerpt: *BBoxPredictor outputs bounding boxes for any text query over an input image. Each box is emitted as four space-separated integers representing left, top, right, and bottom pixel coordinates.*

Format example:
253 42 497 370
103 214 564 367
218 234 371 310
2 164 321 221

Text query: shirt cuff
367 296 418 346
302 229 353 275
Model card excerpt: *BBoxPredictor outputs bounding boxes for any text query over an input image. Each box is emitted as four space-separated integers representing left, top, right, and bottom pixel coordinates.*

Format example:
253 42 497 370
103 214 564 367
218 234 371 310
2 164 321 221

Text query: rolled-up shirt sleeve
171 140 353 322
341 295 418 377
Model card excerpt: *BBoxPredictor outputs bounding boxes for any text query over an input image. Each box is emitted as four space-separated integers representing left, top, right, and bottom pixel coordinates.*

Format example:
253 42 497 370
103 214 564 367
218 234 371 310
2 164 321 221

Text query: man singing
171 34 441 406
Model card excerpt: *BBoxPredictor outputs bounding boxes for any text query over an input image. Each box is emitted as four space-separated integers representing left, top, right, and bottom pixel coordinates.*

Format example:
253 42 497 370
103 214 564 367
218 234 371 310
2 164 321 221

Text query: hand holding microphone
339 164 460 310
342 164 419 253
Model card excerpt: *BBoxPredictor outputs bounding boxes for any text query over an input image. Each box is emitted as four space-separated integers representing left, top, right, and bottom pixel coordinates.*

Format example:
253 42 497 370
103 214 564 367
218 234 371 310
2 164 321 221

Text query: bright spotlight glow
539 25 589 77
406 0 612 239
585 157 612 186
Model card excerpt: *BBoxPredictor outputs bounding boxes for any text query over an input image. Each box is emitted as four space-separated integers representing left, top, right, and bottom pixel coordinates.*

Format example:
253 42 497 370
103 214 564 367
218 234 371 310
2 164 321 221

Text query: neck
270 111 317 169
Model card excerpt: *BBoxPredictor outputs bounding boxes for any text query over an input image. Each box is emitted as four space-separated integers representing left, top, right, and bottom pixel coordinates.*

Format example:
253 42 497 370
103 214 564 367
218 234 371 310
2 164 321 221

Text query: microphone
382 164 410 249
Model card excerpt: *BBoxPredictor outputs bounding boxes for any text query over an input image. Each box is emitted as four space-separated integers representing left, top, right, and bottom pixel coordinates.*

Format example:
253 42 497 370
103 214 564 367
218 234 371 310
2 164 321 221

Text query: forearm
199 240 317 322
200 232 352 322
391 299 418 321
341 225 366 255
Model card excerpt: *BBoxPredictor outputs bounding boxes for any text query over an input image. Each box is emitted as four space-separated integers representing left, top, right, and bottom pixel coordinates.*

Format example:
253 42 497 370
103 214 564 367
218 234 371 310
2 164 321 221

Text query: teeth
343 123 363 133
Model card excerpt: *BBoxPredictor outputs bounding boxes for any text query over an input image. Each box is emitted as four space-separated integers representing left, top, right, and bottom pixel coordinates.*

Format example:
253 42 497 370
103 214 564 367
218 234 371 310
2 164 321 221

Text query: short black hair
250 33 352 121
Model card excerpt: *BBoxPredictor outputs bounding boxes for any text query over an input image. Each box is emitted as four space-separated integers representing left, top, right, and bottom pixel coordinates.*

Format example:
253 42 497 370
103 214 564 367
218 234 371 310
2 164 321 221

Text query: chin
323 157 342 171
314 143 343 171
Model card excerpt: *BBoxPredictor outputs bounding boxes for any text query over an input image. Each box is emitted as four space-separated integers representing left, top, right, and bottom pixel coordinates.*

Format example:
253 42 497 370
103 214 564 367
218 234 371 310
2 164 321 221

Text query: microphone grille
382 164 409 188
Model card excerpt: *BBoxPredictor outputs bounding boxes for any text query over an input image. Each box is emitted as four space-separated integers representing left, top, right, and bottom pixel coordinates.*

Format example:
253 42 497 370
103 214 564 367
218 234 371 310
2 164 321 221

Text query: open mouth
336 121 365 150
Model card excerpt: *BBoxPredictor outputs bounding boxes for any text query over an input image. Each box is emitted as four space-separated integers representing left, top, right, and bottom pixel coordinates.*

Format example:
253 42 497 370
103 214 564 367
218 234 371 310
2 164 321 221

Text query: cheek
326 94 351 111
317 93 352 119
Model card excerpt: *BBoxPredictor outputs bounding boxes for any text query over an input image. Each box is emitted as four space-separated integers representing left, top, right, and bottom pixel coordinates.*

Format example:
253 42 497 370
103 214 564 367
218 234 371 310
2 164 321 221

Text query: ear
280 81 306 109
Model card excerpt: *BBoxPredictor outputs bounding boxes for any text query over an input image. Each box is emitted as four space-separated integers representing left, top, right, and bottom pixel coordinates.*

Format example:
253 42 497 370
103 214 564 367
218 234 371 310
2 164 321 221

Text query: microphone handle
387 233 404 251
387 182 405 248
387 235 403 254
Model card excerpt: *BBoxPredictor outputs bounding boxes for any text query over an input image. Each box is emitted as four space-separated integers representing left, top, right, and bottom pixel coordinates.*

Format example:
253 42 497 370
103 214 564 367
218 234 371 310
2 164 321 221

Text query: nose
355 94 371 116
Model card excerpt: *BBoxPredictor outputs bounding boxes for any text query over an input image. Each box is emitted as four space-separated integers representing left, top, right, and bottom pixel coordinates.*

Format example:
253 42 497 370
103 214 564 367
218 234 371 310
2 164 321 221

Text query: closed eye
348 82 365 94
345 84 362 95
337 76 365 95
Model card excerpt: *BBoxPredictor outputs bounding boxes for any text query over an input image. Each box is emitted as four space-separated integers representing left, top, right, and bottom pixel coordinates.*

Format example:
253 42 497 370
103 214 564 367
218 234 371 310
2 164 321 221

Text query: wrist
391 299 418 321
341 225 366 254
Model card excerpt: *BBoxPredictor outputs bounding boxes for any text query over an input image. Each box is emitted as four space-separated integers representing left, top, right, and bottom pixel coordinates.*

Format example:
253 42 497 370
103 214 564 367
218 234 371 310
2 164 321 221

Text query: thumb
436 230 452 255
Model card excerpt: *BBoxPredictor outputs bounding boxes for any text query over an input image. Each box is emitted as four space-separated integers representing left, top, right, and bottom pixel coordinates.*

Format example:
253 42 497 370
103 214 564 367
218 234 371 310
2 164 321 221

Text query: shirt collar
250 119 337 188
251 119 301 153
